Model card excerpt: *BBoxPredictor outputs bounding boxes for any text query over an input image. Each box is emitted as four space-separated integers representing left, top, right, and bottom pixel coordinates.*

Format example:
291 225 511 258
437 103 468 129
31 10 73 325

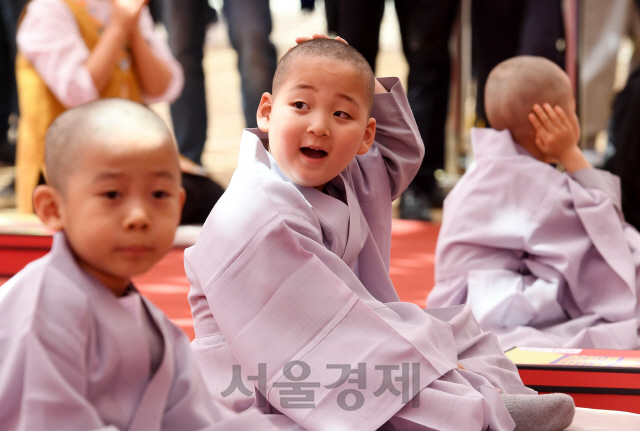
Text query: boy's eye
102 191 120 199
334 111 351 119
293 101 309 110
152 190 170 199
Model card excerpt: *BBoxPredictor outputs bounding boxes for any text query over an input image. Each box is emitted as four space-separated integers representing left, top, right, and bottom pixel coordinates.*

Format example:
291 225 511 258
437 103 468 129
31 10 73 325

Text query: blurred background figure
603 0 640 231
579 0 640 165
325 0 565 222
472 0 565 127
14 0 183 213
0 0 27 208
163 0 277 165
326 0 457 221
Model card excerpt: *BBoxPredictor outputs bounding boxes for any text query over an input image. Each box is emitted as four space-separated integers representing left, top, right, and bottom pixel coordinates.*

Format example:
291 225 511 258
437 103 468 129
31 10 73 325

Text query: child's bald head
44 99 177 194
485 56 574 148
272 38 375 115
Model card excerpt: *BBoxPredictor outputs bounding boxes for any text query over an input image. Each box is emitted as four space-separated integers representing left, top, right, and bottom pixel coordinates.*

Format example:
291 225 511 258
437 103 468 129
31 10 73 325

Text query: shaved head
273 38 375 114
44 99 176 193
485 56 573 147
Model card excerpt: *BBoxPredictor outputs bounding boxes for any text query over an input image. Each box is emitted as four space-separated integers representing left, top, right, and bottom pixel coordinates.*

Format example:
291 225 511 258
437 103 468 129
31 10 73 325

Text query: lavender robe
429 127 640 350
186 79 532 431
0 232 297 431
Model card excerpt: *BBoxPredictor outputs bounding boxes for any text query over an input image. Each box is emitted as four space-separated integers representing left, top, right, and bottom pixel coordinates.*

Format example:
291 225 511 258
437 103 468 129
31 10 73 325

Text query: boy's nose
124 201 151 230
307 114 330 137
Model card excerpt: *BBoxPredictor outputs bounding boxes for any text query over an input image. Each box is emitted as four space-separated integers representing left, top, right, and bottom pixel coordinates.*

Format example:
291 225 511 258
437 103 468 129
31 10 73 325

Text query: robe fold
429 127 640 350
186 79 532 431
0 232 299 431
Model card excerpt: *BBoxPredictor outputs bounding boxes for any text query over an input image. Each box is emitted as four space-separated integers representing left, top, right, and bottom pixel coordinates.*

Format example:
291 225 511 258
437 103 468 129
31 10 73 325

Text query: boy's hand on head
111 0 147 36
528 103 589 173
290 34 387 94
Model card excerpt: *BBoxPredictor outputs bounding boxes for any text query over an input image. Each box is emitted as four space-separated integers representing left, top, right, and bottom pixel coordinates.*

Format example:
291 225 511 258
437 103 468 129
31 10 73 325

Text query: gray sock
501 393 575 431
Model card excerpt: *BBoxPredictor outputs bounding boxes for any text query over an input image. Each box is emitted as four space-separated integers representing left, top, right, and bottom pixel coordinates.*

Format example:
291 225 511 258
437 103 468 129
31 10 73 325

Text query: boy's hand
294 33 348 45
528 103 588 172
111 0 147 36
291 34 386 93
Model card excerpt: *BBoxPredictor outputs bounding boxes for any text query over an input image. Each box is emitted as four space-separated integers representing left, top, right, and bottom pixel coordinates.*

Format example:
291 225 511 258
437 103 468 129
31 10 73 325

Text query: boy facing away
185 39 574 431
0 99 301 431
429 56 640 350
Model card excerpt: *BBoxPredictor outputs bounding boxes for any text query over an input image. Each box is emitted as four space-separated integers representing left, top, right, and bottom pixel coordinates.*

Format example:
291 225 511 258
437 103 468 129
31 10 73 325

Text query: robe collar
237 129 368 268
471 127 537 159
47 232 175 430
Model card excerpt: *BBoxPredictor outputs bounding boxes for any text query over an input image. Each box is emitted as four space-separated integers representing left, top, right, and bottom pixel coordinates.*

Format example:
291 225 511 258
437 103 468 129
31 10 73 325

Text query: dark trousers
472 0 565 124
163 0 277 165
331 0 458 196
0 0 27 164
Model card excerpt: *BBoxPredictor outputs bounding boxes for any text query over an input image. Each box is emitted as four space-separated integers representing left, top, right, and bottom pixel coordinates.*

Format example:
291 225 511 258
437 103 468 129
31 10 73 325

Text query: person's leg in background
473 0 564 125
164 0 210 165
0 0 26 167
472 0 523 126
519 0 565 68
0 0 27 207
0 4 14 166
395 0 458 220
330 0 385 72
223 0 277 129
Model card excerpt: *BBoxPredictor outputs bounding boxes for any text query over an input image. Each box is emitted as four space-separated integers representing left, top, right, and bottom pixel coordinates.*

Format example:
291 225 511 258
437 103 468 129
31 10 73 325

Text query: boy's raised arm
351 77 425 201
528 103 589 173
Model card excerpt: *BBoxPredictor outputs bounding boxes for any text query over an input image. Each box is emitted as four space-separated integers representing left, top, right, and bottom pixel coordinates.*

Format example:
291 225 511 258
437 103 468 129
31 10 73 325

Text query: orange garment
15 0 142 213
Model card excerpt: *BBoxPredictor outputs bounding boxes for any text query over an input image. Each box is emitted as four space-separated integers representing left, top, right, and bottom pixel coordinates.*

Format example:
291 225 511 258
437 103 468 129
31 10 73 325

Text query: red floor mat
1 220 439 340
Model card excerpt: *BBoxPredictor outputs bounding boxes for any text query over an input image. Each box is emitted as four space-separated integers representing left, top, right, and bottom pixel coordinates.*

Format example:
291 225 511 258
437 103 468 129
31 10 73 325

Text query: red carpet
1 220 439 340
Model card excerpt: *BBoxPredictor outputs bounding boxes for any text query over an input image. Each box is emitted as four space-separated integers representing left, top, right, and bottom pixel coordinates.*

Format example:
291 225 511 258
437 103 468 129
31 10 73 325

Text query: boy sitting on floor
0 99 301 431
429 56 640 350
185 38 574 431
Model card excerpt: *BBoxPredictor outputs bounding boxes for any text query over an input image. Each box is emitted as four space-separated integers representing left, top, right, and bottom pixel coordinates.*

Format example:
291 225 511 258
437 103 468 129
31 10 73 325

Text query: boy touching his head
0 99 301 431
431 56 640 350
186 40 574 431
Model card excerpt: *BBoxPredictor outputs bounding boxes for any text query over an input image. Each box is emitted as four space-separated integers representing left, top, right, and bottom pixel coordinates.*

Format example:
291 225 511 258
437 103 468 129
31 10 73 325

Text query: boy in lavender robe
186 38 575 431
0 99 301 431
429 56 640 350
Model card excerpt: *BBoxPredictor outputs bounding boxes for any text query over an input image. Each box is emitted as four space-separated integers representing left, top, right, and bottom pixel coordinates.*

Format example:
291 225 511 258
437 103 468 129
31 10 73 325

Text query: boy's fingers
294 36 312 44
553 105 571 127
528 112 545 131
542 103 563 128
294 34 348 48
533 104 557 130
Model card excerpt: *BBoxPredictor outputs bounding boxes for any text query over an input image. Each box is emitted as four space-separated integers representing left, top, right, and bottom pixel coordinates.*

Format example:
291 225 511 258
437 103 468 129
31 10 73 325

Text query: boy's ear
357 118 376 155
33 185 64 231
256 92 273 133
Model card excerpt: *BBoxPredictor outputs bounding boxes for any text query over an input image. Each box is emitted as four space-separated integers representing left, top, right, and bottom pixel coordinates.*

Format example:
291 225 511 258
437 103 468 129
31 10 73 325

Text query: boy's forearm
559 147 591 173
129 28 173 97
85 23 130 93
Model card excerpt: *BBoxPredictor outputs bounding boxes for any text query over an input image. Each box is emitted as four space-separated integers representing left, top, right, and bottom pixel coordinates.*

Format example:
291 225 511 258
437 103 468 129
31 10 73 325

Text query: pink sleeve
16 0 99 108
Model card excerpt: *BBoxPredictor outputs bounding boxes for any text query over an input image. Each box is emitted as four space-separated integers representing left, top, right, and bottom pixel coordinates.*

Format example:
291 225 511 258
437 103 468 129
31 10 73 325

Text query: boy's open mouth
300 147 328 159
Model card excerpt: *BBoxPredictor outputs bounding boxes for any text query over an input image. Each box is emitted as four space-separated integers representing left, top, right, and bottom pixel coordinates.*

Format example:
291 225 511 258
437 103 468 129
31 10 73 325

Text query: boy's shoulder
0 237 94 348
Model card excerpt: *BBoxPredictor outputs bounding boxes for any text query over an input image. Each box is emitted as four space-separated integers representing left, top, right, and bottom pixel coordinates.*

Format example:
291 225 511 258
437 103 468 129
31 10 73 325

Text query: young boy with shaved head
0 99 303 431
430 56 640 350
186 39 575 431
